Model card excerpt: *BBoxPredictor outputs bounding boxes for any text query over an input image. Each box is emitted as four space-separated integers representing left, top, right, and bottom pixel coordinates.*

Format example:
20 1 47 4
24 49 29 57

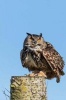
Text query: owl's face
23 33 44 49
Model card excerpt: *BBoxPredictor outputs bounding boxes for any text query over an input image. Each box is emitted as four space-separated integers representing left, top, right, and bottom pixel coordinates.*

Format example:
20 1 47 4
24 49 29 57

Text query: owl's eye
37 39 41 43
37 44 41 46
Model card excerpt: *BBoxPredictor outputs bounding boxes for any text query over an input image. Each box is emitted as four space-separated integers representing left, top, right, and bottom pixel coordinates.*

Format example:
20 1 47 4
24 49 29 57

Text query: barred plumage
20 33 65 83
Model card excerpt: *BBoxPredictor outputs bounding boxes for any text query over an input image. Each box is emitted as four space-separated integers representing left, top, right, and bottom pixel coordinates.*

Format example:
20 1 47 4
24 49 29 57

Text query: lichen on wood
10 76 47 100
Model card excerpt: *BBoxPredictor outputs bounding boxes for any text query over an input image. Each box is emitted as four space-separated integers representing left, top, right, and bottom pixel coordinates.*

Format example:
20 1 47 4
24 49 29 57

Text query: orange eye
37 39 41 43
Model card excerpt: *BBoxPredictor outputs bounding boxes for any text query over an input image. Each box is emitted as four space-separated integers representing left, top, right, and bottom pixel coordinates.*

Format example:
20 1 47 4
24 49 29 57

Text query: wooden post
10 76 47 100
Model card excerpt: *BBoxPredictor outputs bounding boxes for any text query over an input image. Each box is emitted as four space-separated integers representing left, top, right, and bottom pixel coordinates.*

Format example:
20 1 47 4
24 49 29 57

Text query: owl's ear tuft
26 33 32 36
40 33 42 37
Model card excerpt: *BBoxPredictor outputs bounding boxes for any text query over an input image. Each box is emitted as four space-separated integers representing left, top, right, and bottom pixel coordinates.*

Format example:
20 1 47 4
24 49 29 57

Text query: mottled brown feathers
20 33 65 83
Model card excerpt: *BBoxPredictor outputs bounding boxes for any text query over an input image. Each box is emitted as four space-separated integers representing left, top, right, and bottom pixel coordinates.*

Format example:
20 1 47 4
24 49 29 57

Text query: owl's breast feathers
20 47 50 71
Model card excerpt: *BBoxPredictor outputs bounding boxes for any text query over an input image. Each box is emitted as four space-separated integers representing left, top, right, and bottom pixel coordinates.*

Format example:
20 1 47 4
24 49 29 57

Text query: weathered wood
10 76 47 100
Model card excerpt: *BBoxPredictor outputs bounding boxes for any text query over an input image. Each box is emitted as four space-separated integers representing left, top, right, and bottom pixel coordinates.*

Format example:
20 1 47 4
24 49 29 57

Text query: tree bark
10 76 47 100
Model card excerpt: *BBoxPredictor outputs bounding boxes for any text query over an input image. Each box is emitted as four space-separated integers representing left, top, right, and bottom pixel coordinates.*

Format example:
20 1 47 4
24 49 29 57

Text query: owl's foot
28 71 47 78
28 71 39 76
38 71 47 78
29 73 36 76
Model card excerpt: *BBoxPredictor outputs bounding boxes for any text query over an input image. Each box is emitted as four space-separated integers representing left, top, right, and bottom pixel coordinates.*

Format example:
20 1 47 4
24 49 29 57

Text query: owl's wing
20 48 27 66
42 42 65 72
20 49 24 64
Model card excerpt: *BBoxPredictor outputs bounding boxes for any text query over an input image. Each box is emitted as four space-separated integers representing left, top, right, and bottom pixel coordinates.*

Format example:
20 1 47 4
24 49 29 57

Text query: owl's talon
27 71 47 78
28 73 35 76
38 71 47 78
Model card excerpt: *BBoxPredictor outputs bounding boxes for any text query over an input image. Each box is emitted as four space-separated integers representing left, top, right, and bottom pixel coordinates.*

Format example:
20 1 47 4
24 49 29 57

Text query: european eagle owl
20 33 65 83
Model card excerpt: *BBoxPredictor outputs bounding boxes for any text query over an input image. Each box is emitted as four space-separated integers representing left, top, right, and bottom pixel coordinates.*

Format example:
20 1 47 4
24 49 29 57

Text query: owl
20 33 65 83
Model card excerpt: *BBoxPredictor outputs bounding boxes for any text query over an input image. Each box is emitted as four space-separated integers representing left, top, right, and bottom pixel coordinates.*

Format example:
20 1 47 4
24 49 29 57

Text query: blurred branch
3 88 10 100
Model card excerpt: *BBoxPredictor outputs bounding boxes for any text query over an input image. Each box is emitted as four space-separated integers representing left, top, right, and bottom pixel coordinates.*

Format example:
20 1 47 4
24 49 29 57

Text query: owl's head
23 33 44 48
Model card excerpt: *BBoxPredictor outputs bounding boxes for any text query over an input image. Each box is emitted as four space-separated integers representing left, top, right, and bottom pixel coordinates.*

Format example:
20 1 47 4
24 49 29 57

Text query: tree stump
10 76 47 100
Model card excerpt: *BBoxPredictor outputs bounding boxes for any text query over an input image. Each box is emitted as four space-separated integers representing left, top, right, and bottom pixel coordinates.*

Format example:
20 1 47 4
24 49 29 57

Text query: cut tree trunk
10 76 47 100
